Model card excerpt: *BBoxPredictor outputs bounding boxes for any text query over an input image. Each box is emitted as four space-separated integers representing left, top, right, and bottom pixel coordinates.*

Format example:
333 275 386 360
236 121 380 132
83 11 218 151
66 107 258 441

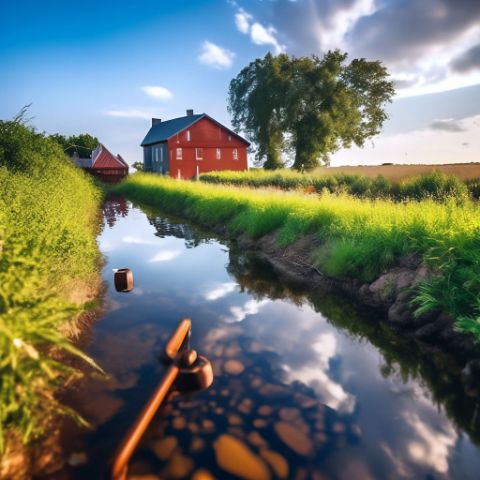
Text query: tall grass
115 173 480 343
0 118 102 452
200 169 471 202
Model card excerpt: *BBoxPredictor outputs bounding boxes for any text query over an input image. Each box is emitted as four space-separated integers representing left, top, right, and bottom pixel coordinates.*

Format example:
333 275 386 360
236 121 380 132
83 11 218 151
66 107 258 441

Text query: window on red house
196 148 203 160
216 148 221 160
233 148 238 160
176 148 182 160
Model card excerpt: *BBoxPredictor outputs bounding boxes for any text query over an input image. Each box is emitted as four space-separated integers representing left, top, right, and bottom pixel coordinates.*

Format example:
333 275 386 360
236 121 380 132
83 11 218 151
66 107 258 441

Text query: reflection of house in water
147 215 212 249
72 144 129 183
102 196 129 227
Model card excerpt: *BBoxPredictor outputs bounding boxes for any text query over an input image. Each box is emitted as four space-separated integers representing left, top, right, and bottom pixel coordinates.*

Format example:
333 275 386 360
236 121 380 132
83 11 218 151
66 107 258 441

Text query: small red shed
141 110 249 178
72 144 129 182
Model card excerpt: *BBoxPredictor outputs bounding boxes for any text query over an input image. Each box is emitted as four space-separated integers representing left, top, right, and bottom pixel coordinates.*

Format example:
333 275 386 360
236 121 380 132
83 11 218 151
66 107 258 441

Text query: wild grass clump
200 169 472 203
116 173 480 344
0 115 101 451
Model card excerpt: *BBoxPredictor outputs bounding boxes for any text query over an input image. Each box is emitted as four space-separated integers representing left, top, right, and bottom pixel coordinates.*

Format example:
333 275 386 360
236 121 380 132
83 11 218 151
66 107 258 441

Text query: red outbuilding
141 110 249 178
72 144 129 183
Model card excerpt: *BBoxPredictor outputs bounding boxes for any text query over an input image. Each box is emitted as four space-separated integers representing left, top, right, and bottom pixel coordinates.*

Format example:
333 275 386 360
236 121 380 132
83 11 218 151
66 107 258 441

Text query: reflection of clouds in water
99 238 114 252
149 249 181 262
223 298 271 323
204 282 238 301
122 235 157 245
286 333 356 414
405 411 457 475
130 287 144 296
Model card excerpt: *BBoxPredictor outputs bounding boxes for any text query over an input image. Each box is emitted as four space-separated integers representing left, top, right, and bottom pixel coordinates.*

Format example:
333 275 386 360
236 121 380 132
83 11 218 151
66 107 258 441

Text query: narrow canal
67 196 480 479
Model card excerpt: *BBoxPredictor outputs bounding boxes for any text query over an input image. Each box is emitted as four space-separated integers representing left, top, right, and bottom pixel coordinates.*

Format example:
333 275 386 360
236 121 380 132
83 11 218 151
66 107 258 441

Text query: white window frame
233 148 238 160
228 134 232 141
196 147 203 160
186 130 191 141
216 148 221 160
176 147 182 160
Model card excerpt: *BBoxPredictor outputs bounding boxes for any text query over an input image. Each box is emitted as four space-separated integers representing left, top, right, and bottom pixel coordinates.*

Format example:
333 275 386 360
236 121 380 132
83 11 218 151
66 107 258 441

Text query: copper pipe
110 319 191 480
164 318 191 361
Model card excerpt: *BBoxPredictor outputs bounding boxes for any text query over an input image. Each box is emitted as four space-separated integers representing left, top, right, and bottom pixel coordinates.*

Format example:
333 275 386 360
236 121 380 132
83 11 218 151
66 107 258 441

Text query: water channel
66 196 480 479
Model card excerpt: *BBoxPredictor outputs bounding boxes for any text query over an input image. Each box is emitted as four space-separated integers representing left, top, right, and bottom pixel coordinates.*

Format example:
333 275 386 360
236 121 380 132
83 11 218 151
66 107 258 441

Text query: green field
115 172 480 344
0 119 101 451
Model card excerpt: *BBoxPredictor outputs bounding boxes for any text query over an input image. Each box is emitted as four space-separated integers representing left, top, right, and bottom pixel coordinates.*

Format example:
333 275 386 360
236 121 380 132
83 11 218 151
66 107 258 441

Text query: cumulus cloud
198 40 235 69
235 8 252 34
204 282 237 301
224 299 270 323
235 8 285 54
450 44 480 73
429 118 466 132
141 85 173 101
269 0 480 95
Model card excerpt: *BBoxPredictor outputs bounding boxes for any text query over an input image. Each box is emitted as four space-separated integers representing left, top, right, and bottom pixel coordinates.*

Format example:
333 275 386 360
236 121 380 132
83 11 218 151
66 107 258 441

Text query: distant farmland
318 163 480 181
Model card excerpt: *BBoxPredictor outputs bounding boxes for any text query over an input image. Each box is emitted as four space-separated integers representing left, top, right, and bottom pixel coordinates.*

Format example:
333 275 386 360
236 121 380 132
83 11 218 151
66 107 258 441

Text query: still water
69 197 480 479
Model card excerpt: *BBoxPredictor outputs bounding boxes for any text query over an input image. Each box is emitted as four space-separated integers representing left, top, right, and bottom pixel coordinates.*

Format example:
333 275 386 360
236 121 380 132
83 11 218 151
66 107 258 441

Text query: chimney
152 118 162 126
186 109 194 116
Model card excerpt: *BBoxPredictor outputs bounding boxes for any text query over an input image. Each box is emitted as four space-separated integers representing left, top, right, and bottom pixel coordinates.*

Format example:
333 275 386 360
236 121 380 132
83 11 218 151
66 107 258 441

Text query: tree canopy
228 51 395 170
49 133 99 158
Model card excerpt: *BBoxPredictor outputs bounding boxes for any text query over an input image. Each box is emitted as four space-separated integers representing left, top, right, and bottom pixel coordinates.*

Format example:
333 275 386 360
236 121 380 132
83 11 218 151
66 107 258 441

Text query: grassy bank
200 169 473 202
115 173 480 343
0 117 102 453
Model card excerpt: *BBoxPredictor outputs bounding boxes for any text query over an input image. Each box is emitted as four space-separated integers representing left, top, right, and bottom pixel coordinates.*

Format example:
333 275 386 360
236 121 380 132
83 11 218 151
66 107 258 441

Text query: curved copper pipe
110 319 191 480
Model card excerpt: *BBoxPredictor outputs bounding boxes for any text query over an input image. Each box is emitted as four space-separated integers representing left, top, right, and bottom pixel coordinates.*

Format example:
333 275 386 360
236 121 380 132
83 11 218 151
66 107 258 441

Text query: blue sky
1 0 479 166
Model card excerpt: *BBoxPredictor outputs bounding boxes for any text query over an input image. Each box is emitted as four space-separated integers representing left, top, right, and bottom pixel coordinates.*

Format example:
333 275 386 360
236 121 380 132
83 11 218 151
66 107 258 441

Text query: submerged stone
224 360 245 375
274 422 313 456
213 434 270 480
151 436 177 461
260 449 289 479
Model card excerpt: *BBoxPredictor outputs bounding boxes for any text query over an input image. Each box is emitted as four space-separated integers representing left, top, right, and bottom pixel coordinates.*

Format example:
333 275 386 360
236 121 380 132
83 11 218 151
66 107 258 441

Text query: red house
72 144 129 182
141 110 249 178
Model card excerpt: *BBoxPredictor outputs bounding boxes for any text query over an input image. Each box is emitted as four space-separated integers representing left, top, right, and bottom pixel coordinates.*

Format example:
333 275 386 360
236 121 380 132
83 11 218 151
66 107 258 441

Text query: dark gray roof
141 114 204 146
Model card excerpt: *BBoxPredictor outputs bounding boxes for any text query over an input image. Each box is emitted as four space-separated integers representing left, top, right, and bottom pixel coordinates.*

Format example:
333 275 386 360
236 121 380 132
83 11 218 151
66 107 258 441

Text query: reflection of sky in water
76 200 480 479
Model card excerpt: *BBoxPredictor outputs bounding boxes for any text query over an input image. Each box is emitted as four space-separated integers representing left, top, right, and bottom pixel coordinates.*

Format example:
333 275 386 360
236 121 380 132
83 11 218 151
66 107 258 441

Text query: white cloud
141 85 173 101
103 109 156 120
235 8 252 34
250 23 285 54
198 41 235 69
286 332 356 414
204 282 237 301
149 250 181 262
224 299 270 322
404 412 457 474
122 236 157 245
235 8 285 55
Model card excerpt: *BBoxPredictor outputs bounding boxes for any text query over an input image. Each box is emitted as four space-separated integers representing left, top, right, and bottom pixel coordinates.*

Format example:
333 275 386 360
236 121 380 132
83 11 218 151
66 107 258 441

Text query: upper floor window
186 130 191 141
233 148 238 160
196 147 203 160
216 148 221 160
228 134 232 141
176 147 182 160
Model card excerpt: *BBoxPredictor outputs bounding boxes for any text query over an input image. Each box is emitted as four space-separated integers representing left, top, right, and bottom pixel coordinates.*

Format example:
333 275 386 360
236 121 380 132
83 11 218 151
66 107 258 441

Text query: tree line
228 51 395 170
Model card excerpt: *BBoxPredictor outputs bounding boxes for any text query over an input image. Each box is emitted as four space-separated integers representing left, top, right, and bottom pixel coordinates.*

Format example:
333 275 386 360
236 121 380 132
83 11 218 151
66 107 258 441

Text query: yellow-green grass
200 169 471 202
0 120 102 452
116 173 480 343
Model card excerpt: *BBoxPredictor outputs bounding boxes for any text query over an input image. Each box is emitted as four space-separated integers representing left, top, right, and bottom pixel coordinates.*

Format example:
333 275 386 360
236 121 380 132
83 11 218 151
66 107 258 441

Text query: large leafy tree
228 51 395 170
228 53 290 169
